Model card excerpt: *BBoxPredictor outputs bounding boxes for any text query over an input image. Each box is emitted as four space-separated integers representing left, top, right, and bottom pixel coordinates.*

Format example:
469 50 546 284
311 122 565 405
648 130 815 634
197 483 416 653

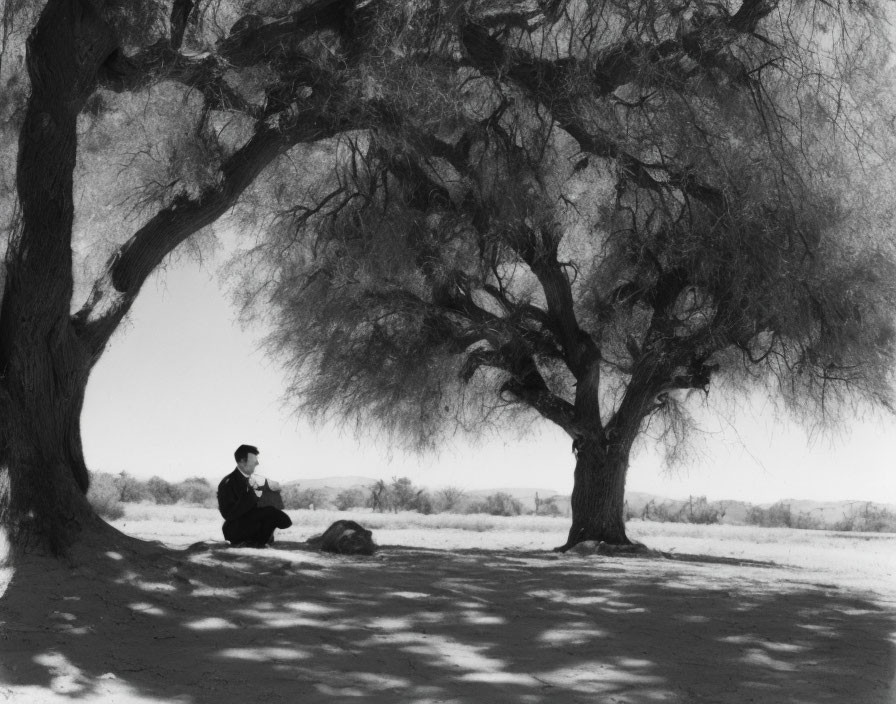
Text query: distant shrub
414 491 434 515
641 500 678 522
114 472 150 503
790 511 823 530
467 492 523 517
173 477 216 507
746 502 793 528
641 496 724 525
389 477 418 511
87 472 125 520
433 487 466 513
366 477 432 513
833 503 896 533
679 496 725 525
146 476 179 505
282 486 329 510
334 487 367 511
535 495 562 517
745 502 823 530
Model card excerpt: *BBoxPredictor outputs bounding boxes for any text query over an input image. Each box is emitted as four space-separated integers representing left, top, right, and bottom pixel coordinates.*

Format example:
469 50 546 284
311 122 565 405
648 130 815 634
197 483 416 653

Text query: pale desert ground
1 506 894 703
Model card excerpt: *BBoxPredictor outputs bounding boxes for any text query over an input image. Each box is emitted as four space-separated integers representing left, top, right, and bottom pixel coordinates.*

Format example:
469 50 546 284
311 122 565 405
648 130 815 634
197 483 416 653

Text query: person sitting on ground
217 444 291 548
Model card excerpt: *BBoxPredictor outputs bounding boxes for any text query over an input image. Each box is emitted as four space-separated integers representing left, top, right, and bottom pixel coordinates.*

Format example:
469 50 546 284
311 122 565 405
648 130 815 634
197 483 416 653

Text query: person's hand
267 479 281 491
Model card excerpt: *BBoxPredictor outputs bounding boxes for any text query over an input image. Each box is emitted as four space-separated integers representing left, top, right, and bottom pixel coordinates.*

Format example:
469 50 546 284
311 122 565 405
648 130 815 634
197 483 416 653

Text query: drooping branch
72 98 375 363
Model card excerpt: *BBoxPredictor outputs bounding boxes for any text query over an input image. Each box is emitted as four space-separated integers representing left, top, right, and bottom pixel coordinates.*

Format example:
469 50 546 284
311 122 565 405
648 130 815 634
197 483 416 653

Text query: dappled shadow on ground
0 535 894 703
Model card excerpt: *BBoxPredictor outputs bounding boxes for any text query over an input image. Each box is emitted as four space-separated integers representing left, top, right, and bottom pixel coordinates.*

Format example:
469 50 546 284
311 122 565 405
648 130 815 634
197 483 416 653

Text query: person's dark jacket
217 468 258 524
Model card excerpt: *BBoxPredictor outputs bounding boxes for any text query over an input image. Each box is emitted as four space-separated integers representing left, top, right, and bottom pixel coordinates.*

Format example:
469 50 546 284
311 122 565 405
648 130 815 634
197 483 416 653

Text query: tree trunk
0 312 98 554
556 437 632 550
556 356 661 551
0 0 115 554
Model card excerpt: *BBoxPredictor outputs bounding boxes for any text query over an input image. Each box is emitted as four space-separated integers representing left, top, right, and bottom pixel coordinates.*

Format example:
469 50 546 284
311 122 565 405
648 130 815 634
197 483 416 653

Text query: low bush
467 492 523 517
833 503 896 533
87 472 125 520
115 473 150 503
334 487 367 511
366 477 433 513
641 496 725 525
433 487 466 513
146 476 179 505
282 486 329 510
745 502 822 530
535 495 562 517
173 477 216 507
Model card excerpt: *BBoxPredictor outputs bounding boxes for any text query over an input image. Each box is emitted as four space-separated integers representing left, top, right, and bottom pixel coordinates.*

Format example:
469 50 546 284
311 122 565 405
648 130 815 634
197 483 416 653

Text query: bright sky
81 257 896 505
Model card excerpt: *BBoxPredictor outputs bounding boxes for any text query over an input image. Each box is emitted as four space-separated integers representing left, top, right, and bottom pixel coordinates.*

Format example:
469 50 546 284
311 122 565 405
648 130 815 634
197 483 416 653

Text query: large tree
235 0 896 549
0 0 410 553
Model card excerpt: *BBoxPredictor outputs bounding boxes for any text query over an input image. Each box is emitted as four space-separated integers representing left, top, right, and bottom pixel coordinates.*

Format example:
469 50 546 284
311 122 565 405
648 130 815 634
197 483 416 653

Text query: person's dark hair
234 444 260 463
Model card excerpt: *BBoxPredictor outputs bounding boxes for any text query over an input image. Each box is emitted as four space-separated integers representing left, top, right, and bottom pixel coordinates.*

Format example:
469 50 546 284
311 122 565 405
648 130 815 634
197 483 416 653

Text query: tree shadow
0 535 893 703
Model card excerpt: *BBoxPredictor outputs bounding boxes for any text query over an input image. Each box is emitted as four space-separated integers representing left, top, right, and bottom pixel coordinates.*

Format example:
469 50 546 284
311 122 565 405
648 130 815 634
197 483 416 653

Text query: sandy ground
0 511 894 703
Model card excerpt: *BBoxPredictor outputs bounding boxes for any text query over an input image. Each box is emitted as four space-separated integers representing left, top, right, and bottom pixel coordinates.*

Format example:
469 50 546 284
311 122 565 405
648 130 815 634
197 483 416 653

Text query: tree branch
97 0 360 119
460 14 758 213
216 0 353 68
72 99 373 363
500 376 577 436
169 0 195 51
99 44 264 118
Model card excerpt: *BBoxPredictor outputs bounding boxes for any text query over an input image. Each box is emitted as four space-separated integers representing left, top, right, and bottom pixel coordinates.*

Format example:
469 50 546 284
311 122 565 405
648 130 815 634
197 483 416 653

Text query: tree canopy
232 0 896 546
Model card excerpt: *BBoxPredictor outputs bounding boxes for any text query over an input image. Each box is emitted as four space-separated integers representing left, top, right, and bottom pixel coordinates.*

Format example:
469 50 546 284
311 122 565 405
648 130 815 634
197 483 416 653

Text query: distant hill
274 475 896 528
466 487 567 512
283 476 378 491
280 479 568 512
759 499 896 525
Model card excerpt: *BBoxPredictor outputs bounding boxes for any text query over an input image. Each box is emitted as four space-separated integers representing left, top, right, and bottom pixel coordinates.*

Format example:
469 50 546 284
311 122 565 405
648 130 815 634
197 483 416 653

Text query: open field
114 504 896 597
0 505 894 703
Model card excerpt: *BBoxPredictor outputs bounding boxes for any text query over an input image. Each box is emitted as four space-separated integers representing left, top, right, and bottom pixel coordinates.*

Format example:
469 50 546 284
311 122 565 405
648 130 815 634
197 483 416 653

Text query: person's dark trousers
223 507 292 545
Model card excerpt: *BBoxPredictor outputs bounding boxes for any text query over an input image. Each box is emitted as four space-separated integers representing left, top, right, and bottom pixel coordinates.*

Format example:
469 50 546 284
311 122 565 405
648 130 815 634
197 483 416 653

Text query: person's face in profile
239 453 259 475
